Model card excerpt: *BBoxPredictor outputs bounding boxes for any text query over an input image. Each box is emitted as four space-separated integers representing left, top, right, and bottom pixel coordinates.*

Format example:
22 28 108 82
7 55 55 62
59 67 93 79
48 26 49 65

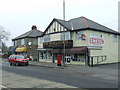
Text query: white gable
45 21 67 34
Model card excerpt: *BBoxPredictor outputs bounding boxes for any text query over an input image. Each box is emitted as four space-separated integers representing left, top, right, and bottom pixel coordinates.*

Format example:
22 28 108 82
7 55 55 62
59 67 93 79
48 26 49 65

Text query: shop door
74 54 78 61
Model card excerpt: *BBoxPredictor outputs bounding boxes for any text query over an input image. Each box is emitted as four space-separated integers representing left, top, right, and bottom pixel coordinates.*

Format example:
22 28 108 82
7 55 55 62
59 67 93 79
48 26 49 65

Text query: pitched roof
12 28 43 41
55 16 119 34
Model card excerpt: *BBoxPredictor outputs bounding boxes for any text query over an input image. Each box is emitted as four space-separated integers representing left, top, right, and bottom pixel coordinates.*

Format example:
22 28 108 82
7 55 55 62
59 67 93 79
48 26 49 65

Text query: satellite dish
28 42 32 45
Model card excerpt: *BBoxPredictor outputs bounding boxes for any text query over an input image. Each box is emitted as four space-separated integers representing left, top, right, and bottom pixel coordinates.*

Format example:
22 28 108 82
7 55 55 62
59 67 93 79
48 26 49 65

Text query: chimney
32 25 37 30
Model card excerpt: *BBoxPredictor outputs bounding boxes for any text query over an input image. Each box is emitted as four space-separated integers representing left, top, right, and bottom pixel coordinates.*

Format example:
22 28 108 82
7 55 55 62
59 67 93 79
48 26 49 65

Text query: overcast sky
0 0 119 46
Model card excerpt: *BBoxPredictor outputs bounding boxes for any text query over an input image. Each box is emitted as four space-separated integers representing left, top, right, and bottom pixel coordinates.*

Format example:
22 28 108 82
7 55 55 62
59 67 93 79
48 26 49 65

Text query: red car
8 55 29 66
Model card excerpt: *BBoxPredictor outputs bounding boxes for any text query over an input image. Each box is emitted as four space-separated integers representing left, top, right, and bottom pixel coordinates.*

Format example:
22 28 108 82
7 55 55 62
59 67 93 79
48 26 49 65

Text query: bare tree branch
0 26 10 42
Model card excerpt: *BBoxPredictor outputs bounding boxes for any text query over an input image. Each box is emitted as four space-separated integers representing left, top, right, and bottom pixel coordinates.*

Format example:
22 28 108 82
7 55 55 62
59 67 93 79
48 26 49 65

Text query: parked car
8 55 29 66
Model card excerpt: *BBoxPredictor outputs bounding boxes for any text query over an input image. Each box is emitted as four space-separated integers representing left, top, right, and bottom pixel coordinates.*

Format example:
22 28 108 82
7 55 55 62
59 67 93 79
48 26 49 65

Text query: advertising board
90 33 104 45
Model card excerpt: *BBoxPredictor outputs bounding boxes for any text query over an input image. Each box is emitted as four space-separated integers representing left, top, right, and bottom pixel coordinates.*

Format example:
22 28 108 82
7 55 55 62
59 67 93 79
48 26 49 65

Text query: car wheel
26 62 29 66
15 62 19 66
10 62 12 66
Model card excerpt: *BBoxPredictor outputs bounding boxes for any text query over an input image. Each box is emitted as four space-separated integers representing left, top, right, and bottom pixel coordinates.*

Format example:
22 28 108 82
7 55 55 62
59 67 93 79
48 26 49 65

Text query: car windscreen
15 56 24 59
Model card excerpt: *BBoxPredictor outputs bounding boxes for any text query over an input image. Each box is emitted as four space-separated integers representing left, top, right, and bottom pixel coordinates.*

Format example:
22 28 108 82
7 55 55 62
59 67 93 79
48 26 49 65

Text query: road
1 59 119 88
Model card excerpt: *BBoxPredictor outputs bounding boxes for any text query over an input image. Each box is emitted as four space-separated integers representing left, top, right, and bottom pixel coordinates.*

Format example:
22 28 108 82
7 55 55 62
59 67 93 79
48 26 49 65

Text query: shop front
38 48 52 60
51 47 88 65
38 40 88 65
15 45 27 58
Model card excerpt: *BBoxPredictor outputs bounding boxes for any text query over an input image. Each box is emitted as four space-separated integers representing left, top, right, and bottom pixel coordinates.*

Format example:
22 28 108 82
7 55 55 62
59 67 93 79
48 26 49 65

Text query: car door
8 55 12 62
12 56 16 63
10 56 14 62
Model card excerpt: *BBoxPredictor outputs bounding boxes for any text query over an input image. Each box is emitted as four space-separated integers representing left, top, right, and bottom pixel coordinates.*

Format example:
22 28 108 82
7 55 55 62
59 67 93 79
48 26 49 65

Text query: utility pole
63 0 65 20
63 0 66 66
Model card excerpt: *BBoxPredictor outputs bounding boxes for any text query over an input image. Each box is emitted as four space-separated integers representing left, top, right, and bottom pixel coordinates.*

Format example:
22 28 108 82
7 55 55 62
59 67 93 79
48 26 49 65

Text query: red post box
57 55 62 66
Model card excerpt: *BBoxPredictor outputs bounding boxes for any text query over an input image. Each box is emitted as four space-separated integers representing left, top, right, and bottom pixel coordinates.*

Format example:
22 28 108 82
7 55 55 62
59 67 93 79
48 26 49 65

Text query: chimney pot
32 25 37 30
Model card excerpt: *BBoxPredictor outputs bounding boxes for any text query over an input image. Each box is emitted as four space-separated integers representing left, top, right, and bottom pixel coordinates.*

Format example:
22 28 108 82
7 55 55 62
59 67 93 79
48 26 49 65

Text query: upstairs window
61 32 70 40
44 35 50 42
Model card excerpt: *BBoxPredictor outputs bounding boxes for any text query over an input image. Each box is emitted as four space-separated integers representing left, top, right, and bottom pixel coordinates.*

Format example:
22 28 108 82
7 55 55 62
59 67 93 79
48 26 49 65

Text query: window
61 32 70 40
112 35 117 42
21 39 24 45
10 55 14 59
76 31 83 40
43 35 50 42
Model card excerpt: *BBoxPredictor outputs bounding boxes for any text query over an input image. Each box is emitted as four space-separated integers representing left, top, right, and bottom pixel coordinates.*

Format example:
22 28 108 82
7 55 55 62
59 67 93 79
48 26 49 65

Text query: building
118 1 120 62
0 40 2 57
12 25 43 61
38 16 120 66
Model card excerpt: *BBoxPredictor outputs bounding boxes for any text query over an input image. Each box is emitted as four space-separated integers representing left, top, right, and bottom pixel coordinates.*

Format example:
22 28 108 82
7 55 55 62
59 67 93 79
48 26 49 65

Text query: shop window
61 32 70 40
76 31 83 40
112 35 117 42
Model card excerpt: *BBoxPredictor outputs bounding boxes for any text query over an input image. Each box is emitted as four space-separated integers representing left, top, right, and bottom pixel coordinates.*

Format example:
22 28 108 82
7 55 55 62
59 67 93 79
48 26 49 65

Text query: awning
51 49 62 53
15 47 27 52
9 46 18 52
51 47 87 54
65 47 87 54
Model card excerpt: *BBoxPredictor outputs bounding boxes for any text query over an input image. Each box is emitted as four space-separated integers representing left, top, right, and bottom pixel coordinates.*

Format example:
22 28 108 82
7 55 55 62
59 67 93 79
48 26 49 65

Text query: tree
0 26 10 55
0 26 10 43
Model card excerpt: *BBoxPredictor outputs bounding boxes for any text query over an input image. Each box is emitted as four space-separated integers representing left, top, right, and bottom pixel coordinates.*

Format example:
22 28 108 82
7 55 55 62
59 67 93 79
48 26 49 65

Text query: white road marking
0 85 7 88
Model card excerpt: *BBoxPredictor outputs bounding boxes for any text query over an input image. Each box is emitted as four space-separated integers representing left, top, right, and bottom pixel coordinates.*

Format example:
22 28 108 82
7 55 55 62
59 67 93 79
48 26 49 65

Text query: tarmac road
1 58 119 88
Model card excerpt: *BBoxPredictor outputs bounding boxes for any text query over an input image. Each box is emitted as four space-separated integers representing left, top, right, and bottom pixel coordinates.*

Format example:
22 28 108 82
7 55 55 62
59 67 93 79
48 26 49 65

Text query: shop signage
90 33 104 45
43 40 73 49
